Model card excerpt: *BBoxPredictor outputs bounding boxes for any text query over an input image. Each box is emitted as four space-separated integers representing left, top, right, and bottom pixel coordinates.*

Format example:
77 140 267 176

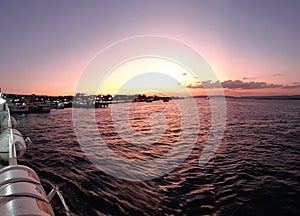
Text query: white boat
29 102 51 113
0 92 60 215
50 101 64 109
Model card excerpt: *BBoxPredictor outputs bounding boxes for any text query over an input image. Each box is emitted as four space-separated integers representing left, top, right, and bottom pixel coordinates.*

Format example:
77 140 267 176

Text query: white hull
0 152 8 163
0 93 55 215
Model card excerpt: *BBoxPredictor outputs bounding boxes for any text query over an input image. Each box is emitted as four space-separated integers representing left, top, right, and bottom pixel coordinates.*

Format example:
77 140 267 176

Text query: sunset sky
0 0 300 96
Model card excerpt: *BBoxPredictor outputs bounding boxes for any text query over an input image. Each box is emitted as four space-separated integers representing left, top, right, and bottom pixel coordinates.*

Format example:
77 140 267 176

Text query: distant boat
8 99 29 113
146 97 154 103
50 101 64 109
29 102 51 113
206 96 209 100
162 97 171 102
8 102 30 113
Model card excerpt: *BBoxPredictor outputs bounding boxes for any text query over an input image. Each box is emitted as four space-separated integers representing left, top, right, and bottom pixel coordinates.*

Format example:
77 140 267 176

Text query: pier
1 93 179 113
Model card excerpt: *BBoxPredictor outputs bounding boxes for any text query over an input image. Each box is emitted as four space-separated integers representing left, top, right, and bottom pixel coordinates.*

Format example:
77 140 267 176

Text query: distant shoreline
3 92 300 101
192 95 300 100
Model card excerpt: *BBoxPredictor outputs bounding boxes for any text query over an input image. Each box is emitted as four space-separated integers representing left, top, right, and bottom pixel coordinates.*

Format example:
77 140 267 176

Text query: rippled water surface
14 98 300 215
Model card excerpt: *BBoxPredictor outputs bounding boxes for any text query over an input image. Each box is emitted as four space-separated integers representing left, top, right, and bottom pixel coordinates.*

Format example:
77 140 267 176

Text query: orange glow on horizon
98 57 197 97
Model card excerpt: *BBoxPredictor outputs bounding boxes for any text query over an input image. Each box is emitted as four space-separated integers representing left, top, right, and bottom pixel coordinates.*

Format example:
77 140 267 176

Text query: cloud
186 83 203 89
273 73 284 76
282 84 300 89
186 80 221 89
243 77 257 80
186 79 300 90
222 80 282 89
187 80 282 90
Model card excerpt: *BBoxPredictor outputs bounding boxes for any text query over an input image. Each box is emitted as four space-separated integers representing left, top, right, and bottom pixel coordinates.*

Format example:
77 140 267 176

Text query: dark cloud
186 80 221 89
202 80 222 88
273 73 284 76
222 80 282 89
186 79 300 90
186 83 203 89
282 84 300 89
243 77 257 81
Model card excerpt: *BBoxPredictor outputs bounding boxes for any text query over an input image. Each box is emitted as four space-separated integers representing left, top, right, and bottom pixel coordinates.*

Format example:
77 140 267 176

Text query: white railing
6 104 17 165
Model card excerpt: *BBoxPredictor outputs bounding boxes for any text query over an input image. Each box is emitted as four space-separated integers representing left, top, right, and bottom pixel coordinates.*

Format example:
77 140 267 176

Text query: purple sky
0 0 299 96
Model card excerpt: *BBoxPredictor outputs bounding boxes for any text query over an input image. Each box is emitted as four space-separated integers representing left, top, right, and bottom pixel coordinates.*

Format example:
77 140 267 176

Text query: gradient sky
0 0 299 96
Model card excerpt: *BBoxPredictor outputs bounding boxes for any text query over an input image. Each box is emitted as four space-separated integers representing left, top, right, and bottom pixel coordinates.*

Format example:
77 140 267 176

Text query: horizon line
2 92 300 99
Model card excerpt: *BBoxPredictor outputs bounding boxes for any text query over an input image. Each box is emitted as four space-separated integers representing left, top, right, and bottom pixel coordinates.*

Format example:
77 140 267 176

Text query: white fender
0 129 27 162
12 129 27 159
0 115 9 131
11 116 17 128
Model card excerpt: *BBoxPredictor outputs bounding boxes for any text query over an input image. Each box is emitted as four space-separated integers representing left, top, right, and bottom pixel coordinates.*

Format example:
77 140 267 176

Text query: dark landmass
2 93 185 111
237 95 300 100
193 95 300 100
4 93 300 103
